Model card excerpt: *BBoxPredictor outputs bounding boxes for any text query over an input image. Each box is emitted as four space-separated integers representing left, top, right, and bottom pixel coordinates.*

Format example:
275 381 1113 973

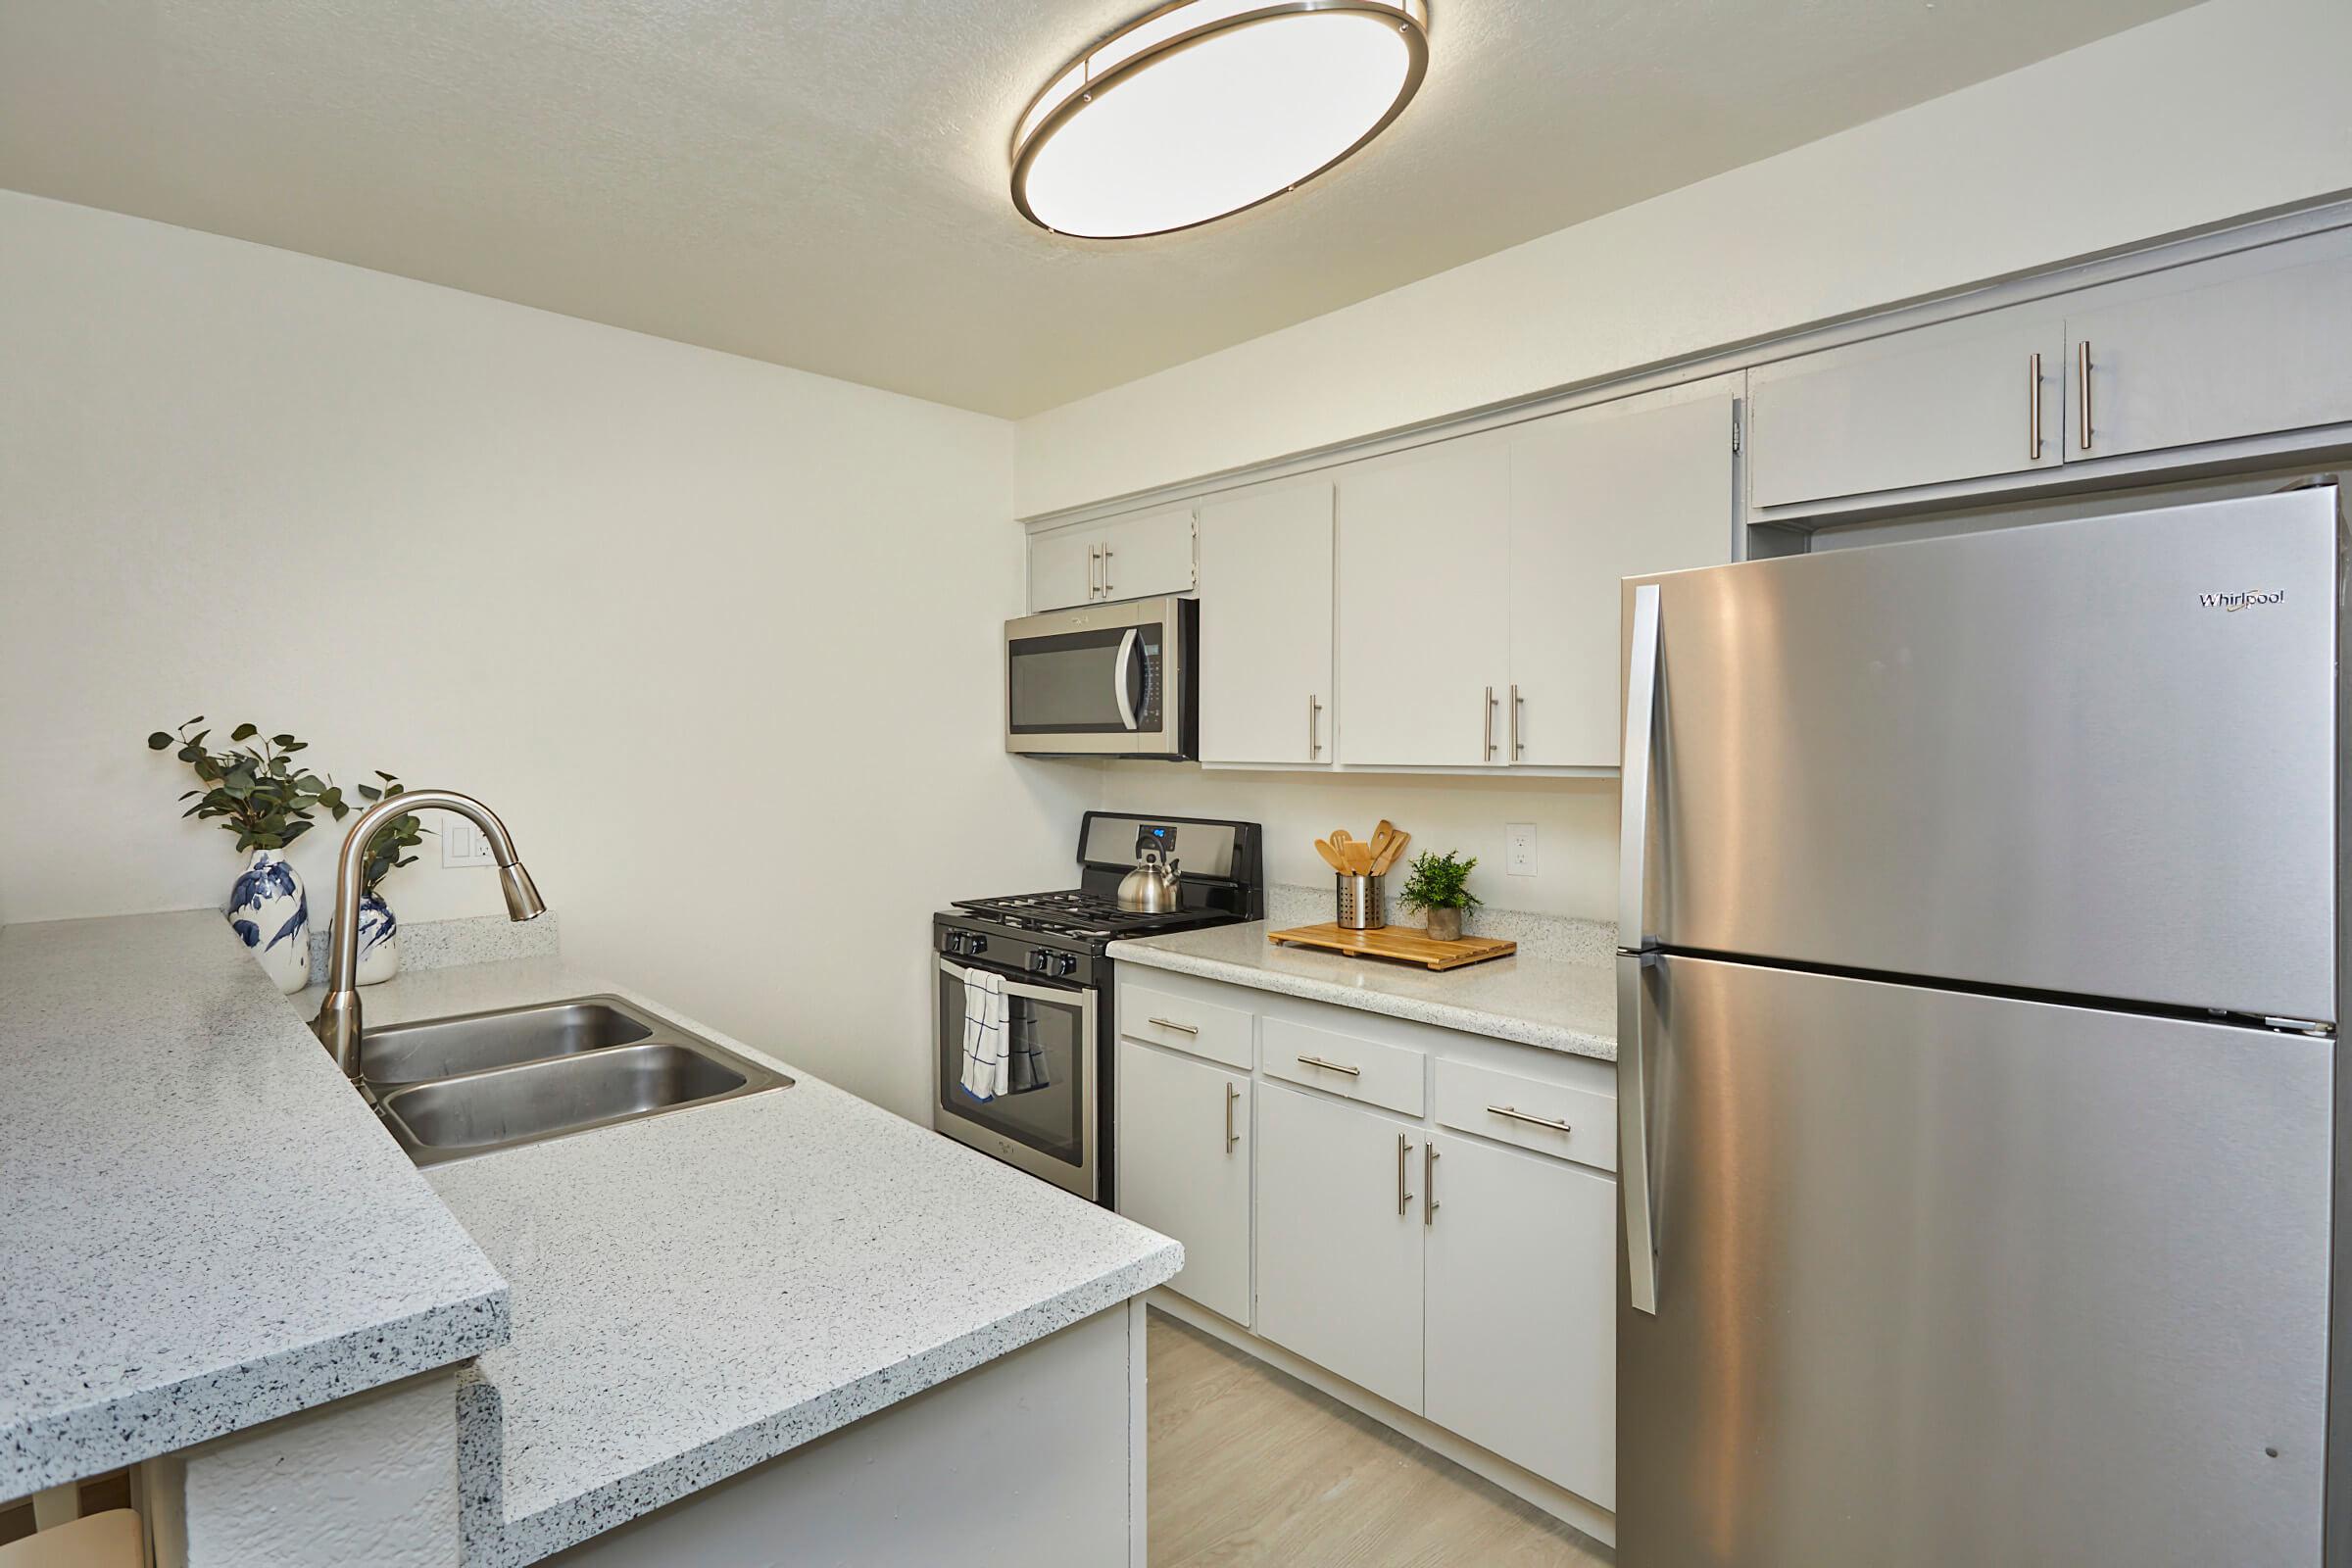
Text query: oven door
934 956 1099 1200
1004 596 1189 758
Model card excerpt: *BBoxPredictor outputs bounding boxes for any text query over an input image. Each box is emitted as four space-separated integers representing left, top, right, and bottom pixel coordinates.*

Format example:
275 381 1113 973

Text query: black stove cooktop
952 888 1233 941
937 812 1265 953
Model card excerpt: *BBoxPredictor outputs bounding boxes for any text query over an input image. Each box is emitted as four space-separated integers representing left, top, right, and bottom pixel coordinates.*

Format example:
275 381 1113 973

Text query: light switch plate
1504 822 1538 877
441 818 497 868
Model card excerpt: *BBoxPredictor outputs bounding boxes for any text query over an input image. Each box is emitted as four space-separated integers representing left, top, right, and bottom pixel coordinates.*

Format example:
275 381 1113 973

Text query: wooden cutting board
1267 922 1516 972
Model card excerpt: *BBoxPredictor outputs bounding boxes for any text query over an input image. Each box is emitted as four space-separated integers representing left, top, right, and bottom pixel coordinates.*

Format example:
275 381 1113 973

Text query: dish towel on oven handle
957 964 1009 1102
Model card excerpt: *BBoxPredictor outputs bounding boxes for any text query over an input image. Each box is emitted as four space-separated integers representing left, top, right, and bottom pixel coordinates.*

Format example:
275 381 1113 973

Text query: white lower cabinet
1114 967 1619 1513
1115 1039 1251 1325
1254 1081 1426 1412
1423 1133 1618 1509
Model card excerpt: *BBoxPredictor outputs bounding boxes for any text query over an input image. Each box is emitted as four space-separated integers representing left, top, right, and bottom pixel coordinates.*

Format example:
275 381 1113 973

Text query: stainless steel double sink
363 996 791 1165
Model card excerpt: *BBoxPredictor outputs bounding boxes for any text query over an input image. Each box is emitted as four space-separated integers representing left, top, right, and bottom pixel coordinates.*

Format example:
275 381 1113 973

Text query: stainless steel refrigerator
1614 483 2344 1566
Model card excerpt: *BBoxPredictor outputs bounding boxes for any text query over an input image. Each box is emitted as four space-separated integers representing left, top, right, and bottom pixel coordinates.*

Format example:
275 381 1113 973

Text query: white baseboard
1145 1288 1618 1551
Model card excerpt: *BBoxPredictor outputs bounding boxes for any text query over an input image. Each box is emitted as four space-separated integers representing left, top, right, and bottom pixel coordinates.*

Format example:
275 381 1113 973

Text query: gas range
930 812 1264 1205
939 886 1241 988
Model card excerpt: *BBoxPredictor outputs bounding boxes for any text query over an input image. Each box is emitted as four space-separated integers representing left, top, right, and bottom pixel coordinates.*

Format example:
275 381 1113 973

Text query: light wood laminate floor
1148 1310 1612 1567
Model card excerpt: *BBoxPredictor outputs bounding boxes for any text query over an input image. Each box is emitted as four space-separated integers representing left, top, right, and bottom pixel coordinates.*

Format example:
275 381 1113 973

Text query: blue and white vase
352 890 401 986
227 848 312 995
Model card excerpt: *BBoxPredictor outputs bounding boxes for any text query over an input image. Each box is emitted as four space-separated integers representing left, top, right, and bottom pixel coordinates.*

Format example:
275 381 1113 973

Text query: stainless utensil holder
1336 874 1386 931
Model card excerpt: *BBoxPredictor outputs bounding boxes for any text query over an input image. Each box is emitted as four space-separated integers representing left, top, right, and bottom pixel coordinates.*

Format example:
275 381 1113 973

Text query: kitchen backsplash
305 910 563 986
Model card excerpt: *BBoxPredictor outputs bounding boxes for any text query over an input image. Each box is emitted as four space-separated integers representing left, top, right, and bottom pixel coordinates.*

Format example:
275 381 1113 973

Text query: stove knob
1029 950 1052 974
946 931 964 955
1057 954 1079 978
968 935 987 956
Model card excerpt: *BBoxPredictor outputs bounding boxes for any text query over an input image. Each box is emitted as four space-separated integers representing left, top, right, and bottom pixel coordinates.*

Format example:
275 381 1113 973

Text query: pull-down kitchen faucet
312 789 545 1082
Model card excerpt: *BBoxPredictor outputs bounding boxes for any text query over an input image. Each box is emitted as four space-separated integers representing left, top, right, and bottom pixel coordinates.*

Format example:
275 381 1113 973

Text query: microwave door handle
1112 628 1140 730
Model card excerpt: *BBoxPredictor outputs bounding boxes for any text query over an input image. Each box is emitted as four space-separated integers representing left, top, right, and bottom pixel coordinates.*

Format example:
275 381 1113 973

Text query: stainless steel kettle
1116 847 1182 912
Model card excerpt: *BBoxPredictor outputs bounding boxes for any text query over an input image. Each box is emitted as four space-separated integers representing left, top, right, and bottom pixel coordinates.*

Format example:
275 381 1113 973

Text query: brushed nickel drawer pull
1424 1143 1440 1226
1396 1131 1414 1214
1147 1016 1200 1036
1225 1082 1241 1150
1297 1054 1362 1077
1487 1103 1573 1134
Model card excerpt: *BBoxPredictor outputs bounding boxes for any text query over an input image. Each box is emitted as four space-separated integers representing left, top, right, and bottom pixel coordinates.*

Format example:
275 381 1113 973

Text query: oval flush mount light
1012 0 1430 239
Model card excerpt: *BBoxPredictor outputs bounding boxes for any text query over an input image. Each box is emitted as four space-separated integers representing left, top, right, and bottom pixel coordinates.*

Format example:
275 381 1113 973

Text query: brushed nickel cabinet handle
1510 684 1525 760
1225 1082 1241 1150
1102 545 1115 598
1088 543 1102 600
1483 686 1497 760
2029 351 2042 461
1424 1143 1440 1226
2078 339 2092 452
1396 1131 1414 1215
1307 694 1322 760
1296 1054 1361 1077
1488 1103 1573 1133
1147 1016 1200 1036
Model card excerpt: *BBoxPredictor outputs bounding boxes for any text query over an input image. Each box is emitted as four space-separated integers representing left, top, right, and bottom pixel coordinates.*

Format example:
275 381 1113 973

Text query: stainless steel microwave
1004 595 1198 759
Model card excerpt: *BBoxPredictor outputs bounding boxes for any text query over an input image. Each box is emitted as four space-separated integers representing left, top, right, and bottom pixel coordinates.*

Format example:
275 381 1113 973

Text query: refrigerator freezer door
1618 954 2331 1568
1625 486 2339 1021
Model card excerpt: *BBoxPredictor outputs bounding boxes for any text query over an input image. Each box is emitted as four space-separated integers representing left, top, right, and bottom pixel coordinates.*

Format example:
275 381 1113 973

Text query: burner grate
953 889 1218 938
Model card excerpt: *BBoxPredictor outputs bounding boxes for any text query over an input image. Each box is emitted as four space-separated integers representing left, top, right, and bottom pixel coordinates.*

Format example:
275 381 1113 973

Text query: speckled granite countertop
0 911 509 1495
1108 921 1618 1061
334 957 1182 1568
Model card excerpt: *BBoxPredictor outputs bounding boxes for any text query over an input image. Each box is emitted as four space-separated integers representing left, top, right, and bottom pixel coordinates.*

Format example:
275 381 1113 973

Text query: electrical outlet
1504 822 1538 877
441 818 497 868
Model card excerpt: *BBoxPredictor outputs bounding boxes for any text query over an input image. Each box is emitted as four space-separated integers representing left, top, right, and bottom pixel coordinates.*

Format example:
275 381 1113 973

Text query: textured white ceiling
0 0 2196 416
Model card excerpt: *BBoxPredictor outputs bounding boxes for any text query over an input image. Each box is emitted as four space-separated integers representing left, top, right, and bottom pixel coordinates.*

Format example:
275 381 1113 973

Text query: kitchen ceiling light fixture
1012 0 1430 239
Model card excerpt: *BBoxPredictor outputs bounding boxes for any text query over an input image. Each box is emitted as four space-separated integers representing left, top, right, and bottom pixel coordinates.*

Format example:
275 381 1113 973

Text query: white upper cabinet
1748 310 2066 509
1198 481 1334 767
1028 505 1197 612
1504 386 1738 768
1096 506 1198 603
1336 438 1513 768
2066 233 2352 463
1028 526 1099 613
1748 225 2352 514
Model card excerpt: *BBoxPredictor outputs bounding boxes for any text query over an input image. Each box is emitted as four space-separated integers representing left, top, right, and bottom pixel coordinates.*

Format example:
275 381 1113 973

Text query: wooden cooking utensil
1368 824 1396 863
1346 840 1375 875
1313 838 1348 873
1373 831 1409 875
1330 828 1353 851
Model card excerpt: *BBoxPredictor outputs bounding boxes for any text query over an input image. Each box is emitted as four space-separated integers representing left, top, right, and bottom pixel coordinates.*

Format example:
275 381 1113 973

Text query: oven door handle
937 953 1089 1006
1112 628 1140 731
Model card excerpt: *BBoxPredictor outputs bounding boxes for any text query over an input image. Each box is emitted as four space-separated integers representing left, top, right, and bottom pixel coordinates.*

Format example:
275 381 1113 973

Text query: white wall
1094 762 1619 922
1015 0 2352 517
0 191 1090 1119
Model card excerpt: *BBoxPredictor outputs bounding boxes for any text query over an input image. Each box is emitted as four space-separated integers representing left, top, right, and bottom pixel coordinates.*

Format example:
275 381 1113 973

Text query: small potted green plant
146 719 352 993
1397 850 1482 942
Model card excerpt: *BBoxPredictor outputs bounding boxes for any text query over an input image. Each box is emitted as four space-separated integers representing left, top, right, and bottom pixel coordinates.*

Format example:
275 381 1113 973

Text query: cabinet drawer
1122 982 1253 1071
1435 1056 1616 1172
1262 1015 1425 1116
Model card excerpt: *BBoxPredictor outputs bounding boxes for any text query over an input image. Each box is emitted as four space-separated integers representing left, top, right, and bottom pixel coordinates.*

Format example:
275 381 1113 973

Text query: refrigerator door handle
1618 583 1661 948
1618 952 1660 1315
